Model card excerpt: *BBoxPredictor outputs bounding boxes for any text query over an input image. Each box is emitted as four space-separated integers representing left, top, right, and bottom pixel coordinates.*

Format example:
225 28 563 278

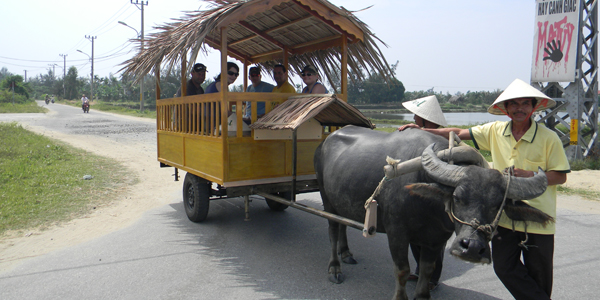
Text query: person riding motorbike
81 94 90 112
45 95 50 105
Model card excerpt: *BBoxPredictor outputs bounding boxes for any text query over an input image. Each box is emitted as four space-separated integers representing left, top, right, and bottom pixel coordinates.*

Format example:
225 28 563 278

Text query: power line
87 2 133 36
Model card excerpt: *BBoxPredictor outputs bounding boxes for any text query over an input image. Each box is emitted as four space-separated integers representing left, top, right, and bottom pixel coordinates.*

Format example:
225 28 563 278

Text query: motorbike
82 101 90 113
45 98 49 105
51 98 55 104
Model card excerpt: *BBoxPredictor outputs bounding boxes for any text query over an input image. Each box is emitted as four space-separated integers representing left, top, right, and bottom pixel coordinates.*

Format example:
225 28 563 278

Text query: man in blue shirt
244 66 274 123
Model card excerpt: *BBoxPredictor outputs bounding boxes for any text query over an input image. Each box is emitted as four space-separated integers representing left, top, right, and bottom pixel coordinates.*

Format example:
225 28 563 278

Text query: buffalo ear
405 183 453 200
503 200 555 227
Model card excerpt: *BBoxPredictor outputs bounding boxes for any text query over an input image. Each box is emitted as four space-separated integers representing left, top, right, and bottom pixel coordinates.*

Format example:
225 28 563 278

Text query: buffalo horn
384 145 485 179
422 144 468 187
505 167 548 200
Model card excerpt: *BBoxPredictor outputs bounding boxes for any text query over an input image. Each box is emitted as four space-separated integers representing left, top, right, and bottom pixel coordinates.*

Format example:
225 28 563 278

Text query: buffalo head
404 144 552 264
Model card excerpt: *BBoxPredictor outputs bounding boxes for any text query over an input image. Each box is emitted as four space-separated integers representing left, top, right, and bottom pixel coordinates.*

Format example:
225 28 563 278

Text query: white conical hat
488 78 556 115
402 95 448 127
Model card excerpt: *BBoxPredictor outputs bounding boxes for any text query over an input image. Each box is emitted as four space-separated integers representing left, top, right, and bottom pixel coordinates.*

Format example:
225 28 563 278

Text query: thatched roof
249 94 373 130
120 0 395 88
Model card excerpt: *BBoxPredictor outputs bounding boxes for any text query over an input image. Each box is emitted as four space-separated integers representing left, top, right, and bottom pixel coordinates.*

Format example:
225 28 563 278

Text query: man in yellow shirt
271 64 296 93
399 78 569 300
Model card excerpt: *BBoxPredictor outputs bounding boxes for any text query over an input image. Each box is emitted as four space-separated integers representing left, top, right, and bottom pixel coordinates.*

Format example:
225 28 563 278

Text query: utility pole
48 63 57 79
60 54 67 99
23 70 27 82
130 0 148 112
85 35 97 101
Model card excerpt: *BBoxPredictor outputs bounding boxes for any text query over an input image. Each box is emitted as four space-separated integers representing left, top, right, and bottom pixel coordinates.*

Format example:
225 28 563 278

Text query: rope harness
448 166 512 242
448 166 533 249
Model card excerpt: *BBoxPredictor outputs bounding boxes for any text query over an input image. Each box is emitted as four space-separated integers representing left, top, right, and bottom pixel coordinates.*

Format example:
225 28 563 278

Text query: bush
0 89 30 104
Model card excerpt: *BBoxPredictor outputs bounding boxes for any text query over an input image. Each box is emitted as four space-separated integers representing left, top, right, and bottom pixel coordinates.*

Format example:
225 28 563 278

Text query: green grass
0 122 134 235
557 185 600 201
0 102 47 113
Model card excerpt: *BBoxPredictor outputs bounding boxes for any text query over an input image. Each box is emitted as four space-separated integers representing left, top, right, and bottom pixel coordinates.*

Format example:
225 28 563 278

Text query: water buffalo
314 125 551 300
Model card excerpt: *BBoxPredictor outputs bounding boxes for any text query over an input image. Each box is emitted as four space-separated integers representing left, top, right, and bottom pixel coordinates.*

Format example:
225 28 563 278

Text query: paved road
1 102 599 299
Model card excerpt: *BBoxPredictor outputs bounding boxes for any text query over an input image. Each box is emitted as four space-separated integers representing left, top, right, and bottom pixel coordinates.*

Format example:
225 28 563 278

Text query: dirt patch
562 169 600 193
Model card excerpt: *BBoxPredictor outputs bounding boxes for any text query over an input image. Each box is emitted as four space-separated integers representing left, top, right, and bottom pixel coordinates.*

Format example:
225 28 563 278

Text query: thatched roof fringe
120 0 396 86
249 94 373 130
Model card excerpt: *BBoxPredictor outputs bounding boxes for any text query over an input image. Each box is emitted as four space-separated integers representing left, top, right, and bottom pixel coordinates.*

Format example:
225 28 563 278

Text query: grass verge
557 185 600 201
0 122 135 236
0 102 48 113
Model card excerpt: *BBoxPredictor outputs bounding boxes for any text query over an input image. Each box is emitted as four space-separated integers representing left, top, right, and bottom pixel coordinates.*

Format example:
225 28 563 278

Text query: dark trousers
492 226 554 300
410 242 445 283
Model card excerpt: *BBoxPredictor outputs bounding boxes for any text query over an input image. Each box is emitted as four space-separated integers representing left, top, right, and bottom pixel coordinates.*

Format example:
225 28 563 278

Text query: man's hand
509 167 535 178
398 123 420 131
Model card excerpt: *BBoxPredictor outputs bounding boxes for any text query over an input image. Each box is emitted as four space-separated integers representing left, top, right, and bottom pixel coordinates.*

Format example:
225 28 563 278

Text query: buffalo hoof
328 273 345 284
341 255 357 265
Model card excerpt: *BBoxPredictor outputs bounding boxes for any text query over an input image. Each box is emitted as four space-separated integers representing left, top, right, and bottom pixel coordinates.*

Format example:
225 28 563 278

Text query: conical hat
402 95 447 127
488 78 556 115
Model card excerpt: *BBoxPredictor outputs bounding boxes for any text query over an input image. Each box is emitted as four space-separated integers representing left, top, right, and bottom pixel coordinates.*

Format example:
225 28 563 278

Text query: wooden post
181 52 187 97
283 46 289 72
155 63 161 100
221 26 229 181
221 26 229 137
340 34 348 101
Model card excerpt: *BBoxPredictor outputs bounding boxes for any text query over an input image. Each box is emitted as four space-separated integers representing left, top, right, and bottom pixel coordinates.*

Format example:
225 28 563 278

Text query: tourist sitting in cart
272 64 297 93
205 62 240 93
175 63 207 97
244 66 274 124
301 65 328 94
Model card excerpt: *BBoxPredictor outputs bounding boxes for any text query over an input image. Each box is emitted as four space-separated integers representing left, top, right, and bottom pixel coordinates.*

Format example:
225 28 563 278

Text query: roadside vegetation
0 101 47 113
0 123 134 236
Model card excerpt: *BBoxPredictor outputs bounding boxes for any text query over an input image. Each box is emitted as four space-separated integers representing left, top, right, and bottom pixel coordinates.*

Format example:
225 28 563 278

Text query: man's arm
399 124 471 140
512 169 567 186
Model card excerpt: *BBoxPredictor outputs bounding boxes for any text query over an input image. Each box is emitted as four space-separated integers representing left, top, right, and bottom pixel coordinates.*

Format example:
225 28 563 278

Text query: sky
1 0 538 94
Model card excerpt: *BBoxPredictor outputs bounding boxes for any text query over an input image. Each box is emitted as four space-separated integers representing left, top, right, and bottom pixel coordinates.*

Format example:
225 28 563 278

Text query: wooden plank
158 133 184 166
227 140 287 181
185 137 224 182
239 20 289 51
293 0 364 42
219 0 289 28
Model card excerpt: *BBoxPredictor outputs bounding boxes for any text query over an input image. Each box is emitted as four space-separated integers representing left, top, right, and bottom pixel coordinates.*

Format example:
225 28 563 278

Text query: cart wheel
266 191 291 211
183 173 210 222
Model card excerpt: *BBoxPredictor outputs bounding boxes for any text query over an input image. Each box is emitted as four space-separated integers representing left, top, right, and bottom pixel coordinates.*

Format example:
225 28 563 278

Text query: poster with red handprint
531 0 580 82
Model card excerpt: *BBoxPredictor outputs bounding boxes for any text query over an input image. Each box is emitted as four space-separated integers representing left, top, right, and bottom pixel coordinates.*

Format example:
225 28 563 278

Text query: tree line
0 64 505 109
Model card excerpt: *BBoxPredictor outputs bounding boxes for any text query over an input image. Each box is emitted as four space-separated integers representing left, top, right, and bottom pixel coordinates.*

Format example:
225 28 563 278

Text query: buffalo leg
327 219 344 283
387 234 410 300
414 247 439 300
337 224 357 264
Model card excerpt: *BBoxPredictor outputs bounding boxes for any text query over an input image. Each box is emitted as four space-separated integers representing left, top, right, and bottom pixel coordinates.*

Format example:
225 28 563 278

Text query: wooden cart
121 0 395 226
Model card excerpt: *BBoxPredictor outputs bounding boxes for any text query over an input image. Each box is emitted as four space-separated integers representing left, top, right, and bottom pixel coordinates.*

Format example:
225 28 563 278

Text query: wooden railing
156 92 297 138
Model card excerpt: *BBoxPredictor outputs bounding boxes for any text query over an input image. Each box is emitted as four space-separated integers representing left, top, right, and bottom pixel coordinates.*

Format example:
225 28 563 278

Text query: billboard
531 0 580 82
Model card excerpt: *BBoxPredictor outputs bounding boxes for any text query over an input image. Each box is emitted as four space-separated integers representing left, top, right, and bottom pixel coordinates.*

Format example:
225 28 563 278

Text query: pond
364 112 567 127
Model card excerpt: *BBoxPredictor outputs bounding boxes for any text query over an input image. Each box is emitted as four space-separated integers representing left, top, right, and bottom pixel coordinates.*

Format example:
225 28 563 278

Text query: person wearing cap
244 66 274 123
300 65 328 94
400 78 569 299
398 95 448 291
176 63 207 97
271 64 296 93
